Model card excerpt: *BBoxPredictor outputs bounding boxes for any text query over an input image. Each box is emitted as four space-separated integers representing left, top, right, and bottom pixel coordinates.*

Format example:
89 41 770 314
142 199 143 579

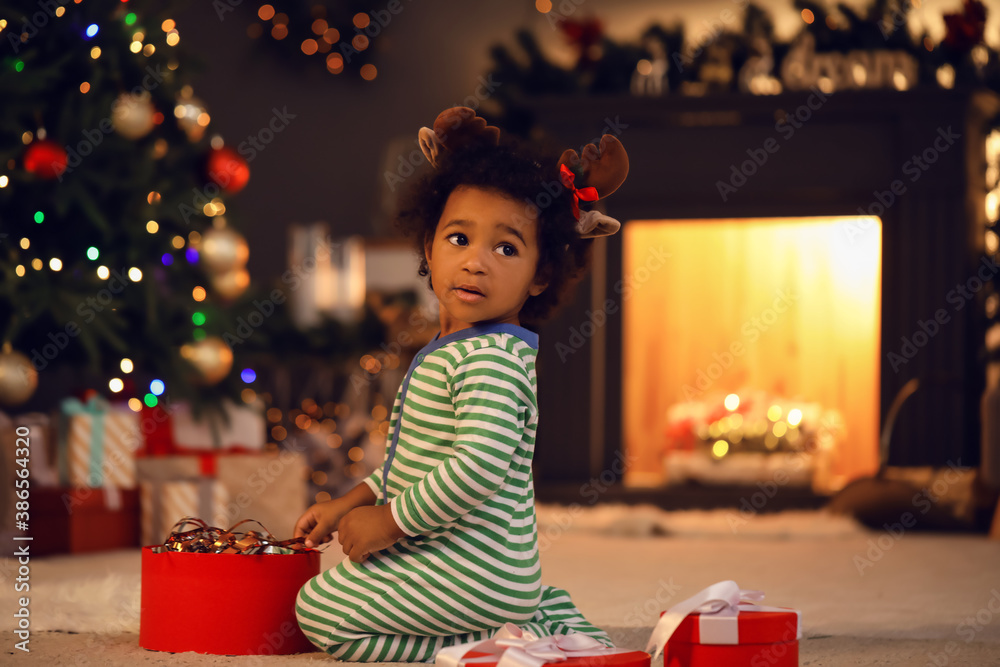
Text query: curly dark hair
395 140 593 327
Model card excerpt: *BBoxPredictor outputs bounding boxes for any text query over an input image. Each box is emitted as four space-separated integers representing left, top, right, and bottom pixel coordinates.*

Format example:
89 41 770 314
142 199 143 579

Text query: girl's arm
390 346 531 537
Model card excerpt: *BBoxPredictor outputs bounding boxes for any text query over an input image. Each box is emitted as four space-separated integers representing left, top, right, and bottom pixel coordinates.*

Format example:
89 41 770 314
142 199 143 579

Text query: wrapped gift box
649 581 800 667
58 396 141 489
136 451 307 544
140 478 231 546
30 487 140 556
661 609 799 667
435 625 650 667
140 546 320 654
155 399 266 452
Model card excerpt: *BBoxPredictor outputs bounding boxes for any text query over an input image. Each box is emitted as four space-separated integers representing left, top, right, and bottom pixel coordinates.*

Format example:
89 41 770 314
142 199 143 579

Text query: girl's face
425 185 548 337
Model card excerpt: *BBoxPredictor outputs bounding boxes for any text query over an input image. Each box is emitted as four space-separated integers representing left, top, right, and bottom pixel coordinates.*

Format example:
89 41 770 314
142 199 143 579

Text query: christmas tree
0 0 255 412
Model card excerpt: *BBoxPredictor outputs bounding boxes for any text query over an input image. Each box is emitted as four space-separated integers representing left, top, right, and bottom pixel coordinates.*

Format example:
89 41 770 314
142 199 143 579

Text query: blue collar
420 322 538 355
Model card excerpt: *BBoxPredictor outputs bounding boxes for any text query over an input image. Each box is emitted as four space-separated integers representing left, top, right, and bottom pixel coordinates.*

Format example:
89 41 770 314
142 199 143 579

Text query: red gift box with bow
647 581 800 667
435 623 650 667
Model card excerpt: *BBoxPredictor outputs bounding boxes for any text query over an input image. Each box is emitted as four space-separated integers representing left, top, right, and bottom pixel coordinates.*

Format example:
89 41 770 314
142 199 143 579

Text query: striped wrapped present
57 396 141 489
140 477 232 547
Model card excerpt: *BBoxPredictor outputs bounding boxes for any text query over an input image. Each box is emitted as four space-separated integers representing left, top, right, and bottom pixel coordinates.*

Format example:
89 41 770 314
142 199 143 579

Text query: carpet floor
3 506 999 666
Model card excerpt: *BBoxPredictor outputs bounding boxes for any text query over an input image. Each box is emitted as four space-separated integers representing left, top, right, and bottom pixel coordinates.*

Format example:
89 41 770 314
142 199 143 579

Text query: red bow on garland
559 164 599 220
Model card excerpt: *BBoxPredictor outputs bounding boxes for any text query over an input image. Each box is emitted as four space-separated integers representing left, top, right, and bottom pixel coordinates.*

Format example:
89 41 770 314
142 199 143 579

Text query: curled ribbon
150 516 313 555
644 580 801 659
436 623 623 667
559 164 599 221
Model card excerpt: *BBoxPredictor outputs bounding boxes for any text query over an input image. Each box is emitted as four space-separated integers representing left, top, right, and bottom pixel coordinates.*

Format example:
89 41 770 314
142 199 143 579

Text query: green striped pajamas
296 325 611 661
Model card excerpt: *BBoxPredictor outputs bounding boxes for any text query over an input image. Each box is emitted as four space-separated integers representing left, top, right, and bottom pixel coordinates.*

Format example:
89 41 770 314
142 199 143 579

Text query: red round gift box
663 609 799 667
139 546 320 655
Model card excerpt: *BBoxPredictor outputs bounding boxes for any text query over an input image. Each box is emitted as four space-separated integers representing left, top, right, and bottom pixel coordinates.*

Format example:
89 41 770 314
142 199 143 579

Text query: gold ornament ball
111 92 156 140
200 227 249 274
0 346 39 406
180 337 233 385
175 93 209 142
211 267 250 301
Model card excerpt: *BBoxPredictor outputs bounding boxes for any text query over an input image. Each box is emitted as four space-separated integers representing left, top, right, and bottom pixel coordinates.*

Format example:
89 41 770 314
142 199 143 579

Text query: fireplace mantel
528 87 1000 487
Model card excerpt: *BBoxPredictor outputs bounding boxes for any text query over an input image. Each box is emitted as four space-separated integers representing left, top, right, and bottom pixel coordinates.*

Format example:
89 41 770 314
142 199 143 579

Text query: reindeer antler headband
418 107 629 239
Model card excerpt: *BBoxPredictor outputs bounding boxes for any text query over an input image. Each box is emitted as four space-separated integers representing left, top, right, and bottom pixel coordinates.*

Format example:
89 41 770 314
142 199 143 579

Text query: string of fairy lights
245 3 380 80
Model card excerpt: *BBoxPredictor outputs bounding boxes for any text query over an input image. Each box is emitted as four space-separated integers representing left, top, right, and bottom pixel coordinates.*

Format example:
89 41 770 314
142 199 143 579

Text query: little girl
294 107 628 662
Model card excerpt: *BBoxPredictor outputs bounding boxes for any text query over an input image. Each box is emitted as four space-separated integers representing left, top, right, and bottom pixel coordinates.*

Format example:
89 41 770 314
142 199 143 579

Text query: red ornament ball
24 139 69 179
206 147 250 194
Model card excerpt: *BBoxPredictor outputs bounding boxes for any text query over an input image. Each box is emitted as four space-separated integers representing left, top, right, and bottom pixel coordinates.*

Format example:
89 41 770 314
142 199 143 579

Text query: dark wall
173 1 545 281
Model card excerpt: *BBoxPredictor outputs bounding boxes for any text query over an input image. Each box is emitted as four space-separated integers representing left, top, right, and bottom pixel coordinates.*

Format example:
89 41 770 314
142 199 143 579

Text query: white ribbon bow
436 623 621 667
645 580 799 659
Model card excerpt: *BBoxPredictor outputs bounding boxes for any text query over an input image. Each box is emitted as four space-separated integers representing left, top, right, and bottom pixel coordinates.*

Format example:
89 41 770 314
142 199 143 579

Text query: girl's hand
293 482 378 548
293 499 353 548
337 505 407 563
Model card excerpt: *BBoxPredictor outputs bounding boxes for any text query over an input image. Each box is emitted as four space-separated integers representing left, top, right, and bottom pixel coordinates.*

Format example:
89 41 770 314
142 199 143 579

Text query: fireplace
528 88 998 498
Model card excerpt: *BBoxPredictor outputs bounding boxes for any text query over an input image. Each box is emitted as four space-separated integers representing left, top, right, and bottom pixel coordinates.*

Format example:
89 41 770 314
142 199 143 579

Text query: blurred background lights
724 393 740 411
120 358 134 373
149 379 165 396
161 253 174 266
87 246 99 260
144 393 158 407
192 312 206 326
85 24 98 38
712 440 729 458
241 368 257 383
109 378 124 393
128 267 142 281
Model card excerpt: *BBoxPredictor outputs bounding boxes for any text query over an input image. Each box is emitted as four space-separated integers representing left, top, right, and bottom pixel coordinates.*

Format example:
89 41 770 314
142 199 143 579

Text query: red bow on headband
560 164 599 220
